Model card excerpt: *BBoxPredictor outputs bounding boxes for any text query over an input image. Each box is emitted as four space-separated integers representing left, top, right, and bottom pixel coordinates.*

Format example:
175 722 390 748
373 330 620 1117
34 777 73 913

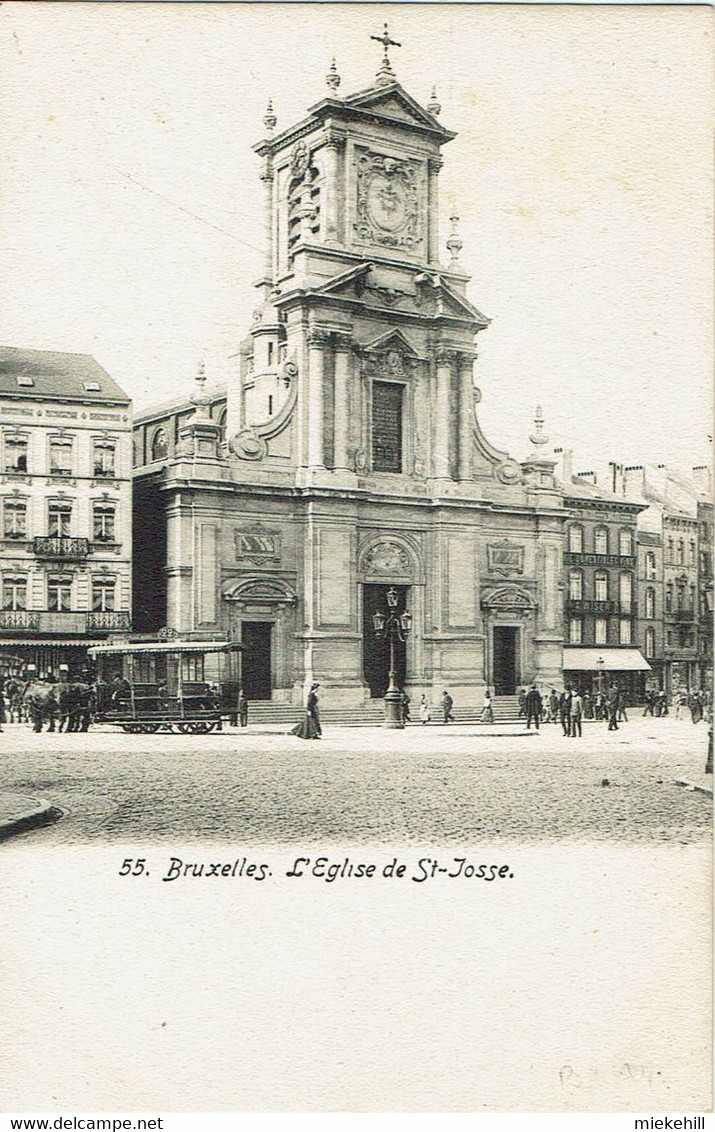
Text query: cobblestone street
2 716 710 845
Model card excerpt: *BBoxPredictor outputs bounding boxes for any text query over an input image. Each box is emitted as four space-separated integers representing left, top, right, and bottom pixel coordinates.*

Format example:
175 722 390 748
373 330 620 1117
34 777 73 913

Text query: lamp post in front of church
372 587 412 729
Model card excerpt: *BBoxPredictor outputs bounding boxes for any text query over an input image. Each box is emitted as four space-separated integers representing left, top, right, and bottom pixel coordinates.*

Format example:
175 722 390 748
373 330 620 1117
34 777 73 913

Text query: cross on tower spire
371 22 401 86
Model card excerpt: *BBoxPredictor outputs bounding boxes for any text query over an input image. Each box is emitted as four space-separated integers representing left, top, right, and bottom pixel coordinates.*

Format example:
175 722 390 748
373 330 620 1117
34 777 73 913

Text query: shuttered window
372 382 403 473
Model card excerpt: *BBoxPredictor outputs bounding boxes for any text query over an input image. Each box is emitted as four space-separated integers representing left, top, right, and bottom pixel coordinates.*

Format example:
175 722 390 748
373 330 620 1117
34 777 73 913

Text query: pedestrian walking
583 690 594 720
418 694 431 724
559 686 573 737
238 693 249 728
525 683 541 730
481 688 494 724
0 683 5 732
571 690 583 737
442 690 455 724
617 689 628 722
657 689 669 716
675 691 688 721
400 689 411 724
517 687 527 719
291 682 322 739
643 690 654 717
690 691 703 725
549 688 560 724
606 682 620 731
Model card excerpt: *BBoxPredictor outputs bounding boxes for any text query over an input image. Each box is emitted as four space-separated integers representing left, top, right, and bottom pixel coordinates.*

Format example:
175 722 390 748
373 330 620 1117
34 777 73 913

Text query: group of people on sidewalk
518 682 627 736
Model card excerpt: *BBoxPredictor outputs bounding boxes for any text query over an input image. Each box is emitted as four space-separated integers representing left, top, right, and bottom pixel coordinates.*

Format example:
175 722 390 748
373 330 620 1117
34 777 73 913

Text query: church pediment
344 82 455 141
359 328 420 358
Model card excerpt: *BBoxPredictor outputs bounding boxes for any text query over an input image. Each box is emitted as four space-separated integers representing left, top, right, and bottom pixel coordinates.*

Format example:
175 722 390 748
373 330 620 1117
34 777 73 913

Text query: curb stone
673 778 714 799
0 796 63 842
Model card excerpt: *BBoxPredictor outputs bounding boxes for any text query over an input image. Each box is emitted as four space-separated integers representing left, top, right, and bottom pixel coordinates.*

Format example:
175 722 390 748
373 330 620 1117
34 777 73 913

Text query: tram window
182 654 205 682
135 655 156 683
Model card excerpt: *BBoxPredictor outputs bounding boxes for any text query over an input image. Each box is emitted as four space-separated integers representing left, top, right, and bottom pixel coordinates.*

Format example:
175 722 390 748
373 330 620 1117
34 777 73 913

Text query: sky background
1 2 711 470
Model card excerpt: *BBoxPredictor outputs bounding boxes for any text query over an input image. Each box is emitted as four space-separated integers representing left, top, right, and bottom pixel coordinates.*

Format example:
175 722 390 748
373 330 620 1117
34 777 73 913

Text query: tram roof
88 641 242 657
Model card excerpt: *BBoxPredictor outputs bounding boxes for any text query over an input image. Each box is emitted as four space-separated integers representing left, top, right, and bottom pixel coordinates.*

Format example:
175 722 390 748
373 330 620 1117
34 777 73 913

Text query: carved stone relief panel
353 150 423 251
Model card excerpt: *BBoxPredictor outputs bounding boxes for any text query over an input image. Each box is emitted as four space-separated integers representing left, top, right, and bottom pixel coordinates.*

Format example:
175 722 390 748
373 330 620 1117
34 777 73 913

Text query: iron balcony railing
33 536 90 559
86 611 131 631
0 609 40 630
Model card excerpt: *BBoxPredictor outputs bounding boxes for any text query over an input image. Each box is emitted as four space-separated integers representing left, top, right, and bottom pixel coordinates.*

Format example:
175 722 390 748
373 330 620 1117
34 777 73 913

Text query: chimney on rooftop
692 465 712 495
577 470 597 486
624 465 645 497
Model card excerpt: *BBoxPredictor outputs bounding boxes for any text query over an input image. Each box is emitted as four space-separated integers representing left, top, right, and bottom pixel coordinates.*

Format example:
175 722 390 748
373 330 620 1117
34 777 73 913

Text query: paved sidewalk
0 791 62 841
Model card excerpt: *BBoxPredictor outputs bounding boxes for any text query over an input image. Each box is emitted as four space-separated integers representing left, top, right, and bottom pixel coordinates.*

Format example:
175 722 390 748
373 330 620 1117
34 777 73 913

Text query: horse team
2 677 95 733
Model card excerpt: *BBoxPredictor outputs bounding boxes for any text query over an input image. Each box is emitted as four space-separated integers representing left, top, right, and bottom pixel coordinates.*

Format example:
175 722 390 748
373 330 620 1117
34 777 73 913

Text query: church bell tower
226 26 522 493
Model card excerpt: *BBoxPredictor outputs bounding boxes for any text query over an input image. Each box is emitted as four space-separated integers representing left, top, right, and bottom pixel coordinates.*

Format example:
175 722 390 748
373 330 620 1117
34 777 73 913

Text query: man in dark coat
606 682 621 731
559 686 573 737
442 690 454 724
525 683 542 730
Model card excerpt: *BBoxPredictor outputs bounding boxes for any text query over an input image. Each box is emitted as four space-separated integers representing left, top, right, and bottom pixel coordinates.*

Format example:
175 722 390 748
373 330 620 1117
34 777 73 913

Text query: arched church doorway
492 625 519 695
362 584 408 698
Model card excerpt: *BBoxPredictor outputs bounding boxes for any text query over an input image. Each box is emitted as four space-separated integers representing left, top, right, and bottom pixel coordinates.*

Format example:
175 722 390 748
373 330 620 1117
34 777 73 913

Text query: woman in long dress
291 683 322 739
418 694 430 724
481 688 494 724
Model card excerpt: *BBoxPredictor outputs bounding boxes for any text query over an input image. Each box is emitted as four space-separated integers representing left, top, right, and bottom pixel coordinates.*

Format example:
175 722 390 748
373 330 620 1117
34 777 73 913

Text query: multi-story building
555 454 649 697
636 530 664 690
131 46 567 708
0 347 133 676
695 488 713 694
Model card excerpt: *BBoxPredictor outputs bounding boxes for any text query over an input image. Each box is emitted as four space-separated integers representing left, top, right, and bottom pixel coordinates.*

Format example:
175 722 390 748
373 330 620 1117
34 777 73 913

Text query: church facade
132 48 566 706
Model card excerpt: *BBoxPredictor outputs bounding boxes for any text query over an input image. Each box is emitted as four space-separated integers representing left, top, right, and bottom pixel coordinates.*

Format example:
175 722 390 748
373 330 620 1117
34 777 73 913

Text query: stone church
132 40 565 706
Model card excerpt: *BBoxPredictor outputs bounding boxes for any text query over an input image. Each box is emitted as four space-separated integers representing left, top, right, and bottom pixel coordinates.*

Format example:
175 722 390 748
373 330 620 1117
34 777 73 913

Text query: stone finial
427 85 441 116
190 360 210 419
263 99 277 136
446 214 463 266
529 404 549 448
326 57 342 95
371 22 401 87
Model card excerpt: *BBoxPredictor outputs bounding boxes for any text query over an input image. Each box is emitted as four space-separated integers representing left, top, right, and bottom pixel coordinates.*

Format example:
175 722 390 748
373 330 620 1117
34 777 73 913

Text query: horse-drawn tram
89 639 243 734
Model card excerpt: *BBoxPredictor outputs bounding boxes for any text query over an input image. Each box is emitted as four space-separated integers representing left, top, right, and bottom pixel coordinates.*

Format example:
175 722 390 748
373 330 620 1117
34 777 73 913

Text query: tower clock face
366 173 409 234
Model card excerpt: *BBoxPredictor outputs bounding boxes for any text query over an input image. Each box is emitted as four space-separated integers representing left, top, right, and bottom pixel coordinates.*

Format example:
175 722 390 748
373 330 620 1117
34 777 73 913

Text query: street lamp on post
372 586 412 729
596 655 605 695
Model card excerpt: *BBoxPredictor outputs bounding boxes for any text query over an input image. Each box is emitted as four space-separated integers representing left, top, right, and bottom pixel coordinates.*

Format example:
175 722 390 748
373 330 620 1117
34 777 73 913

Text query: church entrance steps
241 697 524 727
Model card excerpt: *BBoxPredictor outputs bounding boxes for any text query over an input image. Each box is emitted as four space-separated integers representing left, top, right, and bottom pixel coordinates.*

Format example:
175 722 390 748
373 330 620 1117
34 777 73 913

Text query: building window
91 576 115 612
645 587 656 619
676 539 684 565
645 552 656 580
48 501 72 538
619 618 632 645
3 500 27 539
568 570 583 600
48 574 72 612
667 630 672 647
676 583 685 612
594 527 609 555
372 382 403 473
594 618 608 645
645 627 655 658
569 618 583 644
595 571 608 601
4 434 28 473
217 408 227 445
619 572 633 612
182 654 205 682
619 529 633 557
667 537 674 562
689 541 696 566
49 436 73 476
690 584 696 612
2 575 27 611
151 428 168 462
92 438 116 477
665 584 673 612
93 503 116 543
568 525 583 553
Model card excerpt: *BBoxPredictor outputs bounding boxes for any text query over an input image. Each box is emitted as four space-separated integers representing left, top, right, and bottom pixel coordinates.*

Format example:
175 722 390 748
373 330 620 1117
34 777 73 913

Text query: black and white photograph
0 2 712 1120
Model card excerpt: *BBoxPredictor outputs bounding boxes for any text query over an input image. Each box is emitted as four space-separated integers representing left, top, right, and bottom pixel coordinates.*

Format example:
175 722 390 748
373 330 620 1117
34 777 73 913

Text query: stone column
259 157 274 280
427 157 443 264
457 352 476 481
433 349 453 479
323 132 344 243
307 329 329 468
333 331 352 470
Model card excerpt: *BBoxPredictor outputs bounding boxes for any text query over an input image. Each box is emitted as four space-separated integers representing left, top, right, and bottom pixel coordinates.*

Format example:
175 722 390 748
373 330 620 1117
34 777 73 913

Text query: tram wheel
122 723 142 734
138 723 160 734
189 720 215 734
176 722 194 734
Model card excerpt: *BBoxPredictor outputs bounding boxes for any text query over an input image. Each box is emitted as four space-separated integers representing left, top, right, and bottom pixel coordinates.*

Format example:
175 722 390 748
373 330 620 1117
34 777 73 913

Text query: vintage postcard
0 2 712 1121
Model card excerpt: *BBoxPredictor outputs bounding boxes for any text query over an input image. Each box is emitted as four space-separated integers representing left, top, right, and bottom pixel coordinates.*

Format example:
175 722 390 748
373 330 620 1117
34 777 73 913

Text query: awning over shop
563 648 651 672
